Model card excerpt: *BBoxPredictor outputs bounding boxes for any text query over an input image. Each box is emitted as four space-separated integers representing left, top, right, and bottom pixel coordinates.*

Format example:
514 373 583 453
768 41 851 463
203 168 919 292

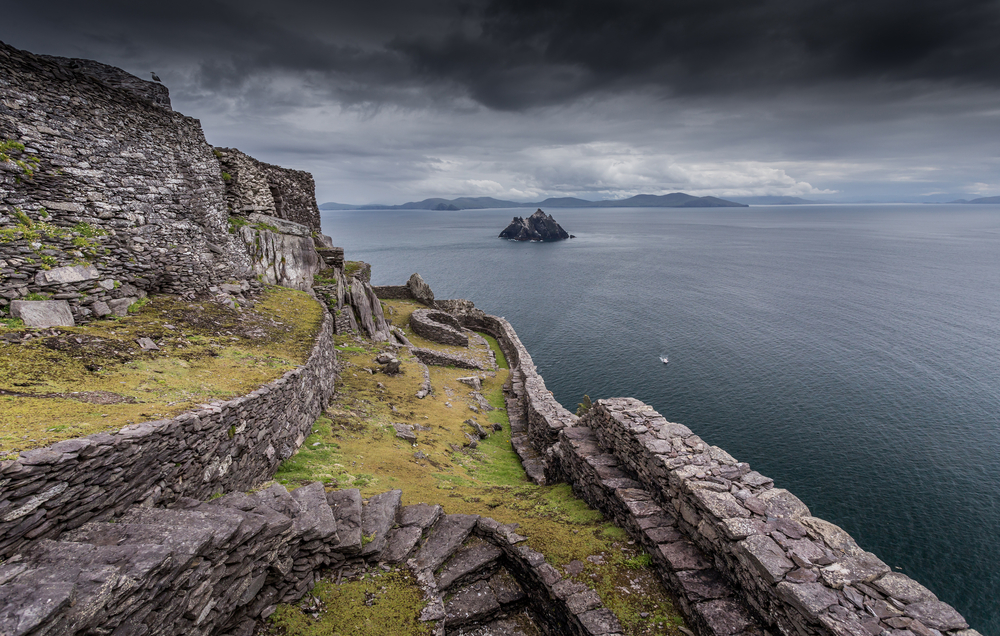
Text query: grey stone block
34 264 99 286
10 300 75 327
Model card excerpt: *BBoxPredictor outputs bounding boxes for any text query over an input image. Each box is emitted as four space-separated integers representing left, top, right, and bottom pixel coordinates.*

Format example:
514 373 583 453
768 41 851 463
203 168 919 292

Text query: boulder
406 273 435 307
10 300 75 327
498 209 570 242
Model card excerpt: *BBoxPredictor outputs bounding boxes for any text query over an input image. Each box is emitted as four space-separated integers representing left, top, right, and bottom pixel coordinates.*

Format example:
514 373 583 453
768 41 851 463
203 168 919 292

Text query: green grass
266 571 431 636
481 332 509 369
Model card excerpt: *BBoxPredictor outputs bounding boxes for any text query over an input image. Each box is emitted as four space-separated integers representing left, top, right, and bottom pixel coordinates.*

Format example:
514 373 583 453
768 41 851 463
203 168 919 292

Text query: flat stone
820 552 890 589
107 297 135 317
34 263 99 286
566 589 603 614
91 300 111 317
10 300 74 327
691 487 750 519
248 213 311 237
577 608 622 635
488 568 526 605
904 600 969 631
693 599 755 636
399 503 442 530
414 514 480 572
457 376 482 390
445 580 501 627
381 526 423 564
289 481 339 543
777 581 840 618
676 569 732 602
738 535 794 583
327 488 363 555
799 516 863 557
759 488 810 519
392 422 416 443
658 541 712 571
871 572 938 604
436 539 503 590
361 489 402 557
137 337 159 350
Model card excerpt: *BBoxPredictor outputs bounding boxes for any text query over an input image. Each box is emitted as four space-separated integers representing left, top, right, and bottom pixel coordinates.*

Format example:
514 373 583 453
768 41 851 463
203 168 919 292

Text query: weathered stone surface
871 572 938 604
758 488 811 519
488 568 526 605
445 580 501 627
399 503 442 530
407 272 435 307
820 552 890 589
777 581 840 617
9 300 74 327
800 516 863 557
414 514 480 572
34 264 99 286
904 600 969 631
457 376 482 390
693 599 755 636
360 489 402 557
738 535 794 583
90 300 111 317
107 297 134 317
577 608 622 634
393 422 417 443
676 569 732 602
436 538 503 590
659 541 713 571
381 526 423 564
327 488 363 555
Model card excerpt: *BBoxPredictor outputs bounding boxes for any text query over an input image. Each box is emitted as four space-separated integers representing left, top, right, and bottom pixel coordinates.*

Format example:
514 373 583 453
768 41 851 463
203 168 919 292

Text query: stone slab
10 300 74 327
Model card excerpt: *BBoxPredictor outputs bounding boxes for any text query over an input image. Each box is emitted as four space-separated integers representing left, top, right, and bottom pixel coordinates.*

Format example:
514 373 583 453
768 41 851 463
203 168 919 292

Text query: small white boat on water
660 355 669 364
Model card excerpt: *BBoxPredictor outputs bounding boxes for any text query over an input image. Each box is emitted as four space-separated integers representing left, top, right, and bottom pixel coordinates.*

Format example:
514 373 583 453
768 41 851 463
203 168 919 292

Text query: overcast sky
4 0 999 203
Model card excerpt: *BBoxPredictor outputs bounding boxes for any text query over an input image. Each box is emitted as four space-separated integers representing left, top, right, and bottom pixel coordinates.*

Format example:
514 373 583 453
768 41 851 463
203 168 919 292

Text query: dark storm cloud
5 0 998 111
394 0 1000 109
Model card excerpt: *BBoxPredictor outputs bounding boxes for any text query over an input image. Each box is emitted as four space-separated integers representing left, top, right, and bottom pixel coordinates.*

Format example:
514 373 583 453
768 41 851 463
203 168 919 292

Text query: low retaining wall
558 398 976 636
372 284 413 300
0 310 337 561
409 308 468 346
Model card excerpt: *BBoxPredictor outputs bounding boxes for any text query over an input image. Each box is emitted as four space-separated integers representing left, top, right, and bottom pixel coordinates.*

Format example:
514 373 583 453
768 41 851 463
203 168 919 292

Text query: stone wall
216 147 322 232
553 398 977 636
371 284 413 300
0 41 257 320
409 308 469 346
0 310 336 561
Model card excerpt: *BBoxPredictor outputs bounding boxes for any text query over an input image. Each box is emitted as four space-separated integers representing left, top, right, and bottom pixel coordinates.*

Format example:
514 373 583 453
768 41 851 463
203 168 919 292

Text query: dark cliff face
498 208 570 241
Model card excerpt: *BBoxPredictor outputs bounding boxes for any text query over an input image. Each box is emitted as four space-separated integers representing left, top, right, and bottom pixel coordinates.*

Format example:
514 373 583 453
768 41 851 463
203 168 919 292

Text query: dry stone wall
0 310 336 561
0 41 255 319
215 147 322 232
554 398 978 636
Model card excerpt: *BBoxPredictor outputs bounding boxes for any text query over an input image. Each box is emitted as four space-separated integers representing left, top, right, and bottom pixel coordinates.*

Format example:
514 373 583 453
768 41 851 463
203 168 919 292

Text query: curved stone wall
0 310 337 561
409 308 468 346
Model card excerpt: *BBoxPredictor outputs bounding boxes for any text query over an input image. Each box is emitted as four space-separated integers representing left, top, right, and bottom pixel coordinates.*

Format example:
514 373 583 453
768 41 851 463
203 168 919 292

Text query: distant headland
320 192 749 210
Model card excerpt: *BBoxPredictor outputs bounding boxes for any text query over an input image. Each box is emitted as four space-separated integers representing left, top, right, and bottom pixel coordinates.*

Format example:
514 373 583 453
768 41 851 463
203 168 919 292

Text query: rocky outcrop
499 209 570 242
407 272 436 306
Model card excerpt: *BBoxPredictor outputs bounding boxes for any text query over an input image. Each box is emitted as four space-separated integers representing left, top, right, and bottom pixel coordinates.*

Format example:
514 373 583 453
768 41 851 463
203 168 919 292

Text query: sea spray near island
323 203 1000 635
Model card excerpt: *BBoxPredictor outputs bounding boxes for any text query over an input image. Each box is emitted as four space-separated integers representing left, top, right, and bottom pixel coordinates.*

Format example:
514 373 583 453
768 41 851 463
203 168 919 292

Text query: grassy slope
0 286 323 456
271 299 685 636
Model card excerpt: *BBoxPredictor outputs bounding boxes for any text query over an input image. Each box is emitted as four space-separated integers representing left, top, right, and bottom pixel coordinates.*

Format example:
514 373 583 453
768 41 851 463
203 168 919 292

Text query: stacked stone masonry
0 40 330 316
0 310 336 562
427 299 979 636
554 399 978 636
0 482 627 636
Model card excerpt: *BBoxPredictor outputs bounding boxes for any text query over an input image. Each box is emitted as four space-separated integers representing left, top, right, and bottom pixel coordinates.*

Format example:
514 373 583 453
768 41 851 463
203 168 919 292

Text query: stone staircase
505 367 548 485
0 483 628 636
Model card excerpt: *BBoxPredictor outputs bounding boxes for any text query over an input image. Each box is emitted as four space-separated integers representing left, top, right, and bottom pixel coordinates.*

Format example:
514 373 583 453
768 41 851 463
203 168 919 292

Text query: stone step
326 488 363 555
435 536 503 590
360 489 402 558
381 503 442 564
454 610 543 636
444 579 502 628
413 514 480 573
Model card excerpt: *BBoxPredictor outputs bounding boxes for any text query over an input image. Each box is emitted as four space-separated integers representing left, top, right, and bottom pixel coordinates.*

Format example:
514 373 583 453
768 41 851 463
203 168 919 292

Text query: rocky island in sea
498 208 571 241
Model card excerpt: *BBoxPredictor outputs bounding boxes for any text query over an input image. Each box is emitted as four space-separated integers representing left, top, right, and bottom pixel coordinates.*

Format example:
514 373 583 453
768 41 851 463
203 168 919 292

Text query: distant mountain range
728 196 820 205
949 196 1000 204
319 192 748 211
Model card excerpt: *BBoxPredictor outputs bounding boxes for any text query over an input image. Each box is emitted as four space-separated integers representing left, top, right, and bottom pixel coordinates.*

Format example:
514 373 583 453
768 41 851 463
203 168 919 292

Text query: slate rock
820 552 890 589
327 489 362 555
10 300 75 327
457 376 482 390
445 580 501 627
91 300 111 317
693 599 755 636
436 538 503 590
381 526 423 564
360 489 402 557
498 209 570 242
407 272 435 307
904 600 969 631
777 581 840 617
107 297 135 317
871 572 938 604
489 568 526 605
34 264 99 286
738 535 794 583
399 503 442 530
414 514 480 572
675 569 732 602
577 608 622 635
393 423 416 443
659 541 713 571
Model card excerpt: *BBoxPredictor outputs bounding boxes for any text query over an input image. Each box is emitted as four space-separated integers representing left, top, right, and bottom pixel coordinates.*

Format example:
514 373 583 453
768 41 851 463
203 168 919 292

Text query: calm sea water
321 204 1000 634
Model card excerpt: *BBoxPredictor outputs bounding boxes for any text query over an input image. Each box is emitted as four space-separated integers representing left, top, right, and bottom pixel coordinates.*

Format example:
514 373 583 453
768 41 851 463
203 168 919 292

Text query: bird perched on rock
150 72 161 82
